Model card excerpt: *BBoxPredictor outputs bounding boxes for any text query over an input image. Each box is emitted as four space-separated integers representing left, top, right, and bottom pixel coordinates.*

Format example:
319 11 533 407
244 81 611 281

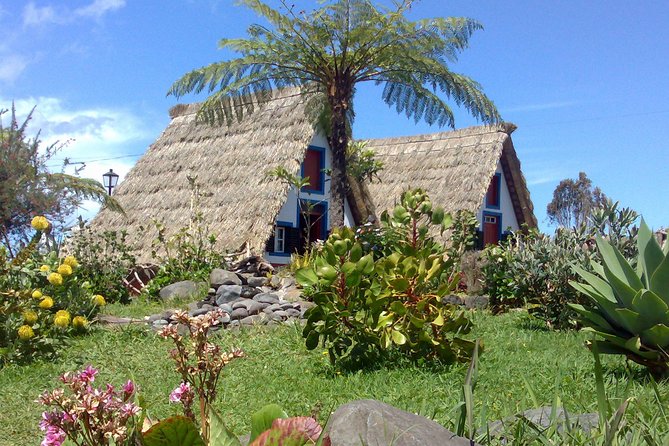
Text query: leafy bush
0 218 105 364
144 176 227 297
67 222 136 304
482 202 639 329
298 189 475 368
570 220 669 378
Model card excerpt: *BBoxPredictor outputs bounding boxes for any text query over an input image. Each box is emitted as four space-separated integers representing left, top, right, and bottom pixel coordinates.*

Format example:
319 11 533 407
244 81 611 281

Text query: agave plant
569 220 669 377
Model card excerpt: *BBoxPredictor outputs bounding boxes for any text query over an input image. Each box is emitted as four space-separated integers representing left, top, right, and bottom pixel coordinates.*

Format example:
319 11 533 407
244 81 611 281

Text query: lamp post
102 169 119 195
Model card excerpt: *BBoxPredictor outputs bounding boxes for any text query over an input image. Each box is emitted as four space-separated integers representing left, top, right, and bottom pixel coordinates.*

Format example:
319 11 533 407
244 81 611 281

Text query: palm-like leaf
168 0 500 226
570 219 669 377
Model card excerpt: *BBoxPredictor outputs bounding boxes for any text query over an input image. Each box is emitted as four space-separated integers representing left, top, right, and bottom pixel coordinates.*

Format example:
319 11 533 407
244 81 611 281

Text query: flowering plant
0 217 105 364
38 366 141 446
159 309 244 442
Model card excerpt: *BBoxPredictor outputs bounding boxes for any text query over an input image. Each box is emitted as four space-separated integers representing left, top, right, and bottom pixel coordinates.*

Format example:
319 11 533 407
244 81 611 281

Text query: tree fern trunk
328 85 351 229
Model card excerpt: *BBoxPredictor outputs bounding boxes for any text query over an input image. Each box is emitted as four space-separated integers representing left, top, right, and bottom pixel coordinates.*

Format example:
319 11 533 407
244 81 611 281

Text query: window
274 226 286 253
301 147 324 193
484 215 497 224
485 173 501 208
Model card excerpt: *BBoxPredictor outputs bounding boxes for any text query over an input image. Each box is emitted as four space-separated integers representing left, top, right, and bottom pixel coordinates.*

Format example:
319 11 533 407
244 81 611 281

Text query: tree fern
169 0 501 227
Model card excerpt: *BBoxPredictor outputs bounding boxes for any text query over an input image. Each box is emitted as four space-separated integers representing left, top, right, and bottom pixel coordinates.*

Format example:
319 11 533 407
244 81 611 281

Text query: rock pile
147 266 314 329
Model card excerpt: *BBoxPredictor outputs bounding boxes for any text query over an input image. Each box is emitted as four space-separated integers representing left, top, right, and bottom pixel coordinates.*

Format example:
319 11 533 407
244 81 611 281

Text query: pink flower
120 403 141 417
122 380 136 397
41 424 66 446
169 382 192 403
78 365 98 384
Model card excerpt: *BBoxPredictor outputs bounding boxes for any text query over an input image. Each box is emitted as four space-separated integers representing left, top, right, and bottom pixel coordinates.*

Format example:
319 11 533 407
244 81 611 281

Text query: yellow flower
39 297 54 309
54 310 71 328
39 265 51 272
32 289 43 299
23 310 38 325
72 316 88 329
92 294 106 306
31 216 49 231
18 325 35 340
63 256 79 268
57 264 73 276
47 272 63 286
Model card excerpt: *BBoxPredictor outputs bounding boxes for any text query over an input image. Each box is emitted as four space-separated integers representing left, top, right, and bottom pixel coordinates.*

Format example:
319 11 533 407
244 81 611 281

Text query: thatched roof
364 123 537 228
90 90 317 262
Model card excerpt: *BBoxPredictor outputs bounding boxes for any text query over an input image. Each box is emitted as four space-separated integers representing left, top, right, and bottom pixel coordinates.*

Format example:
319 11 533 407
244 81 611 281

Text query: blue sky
1 0 667 231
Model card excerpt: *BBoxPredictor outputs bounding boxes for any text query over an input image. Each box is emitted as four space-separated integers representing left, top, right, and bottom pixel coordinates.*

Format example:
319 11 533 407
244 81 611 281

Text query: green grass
1 310 667 445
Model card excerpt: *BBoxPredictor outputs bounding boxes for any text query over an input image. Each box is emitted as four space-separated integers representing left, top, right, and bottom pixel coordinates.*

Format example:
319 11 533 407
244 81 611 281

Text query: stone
484 406 599 438
98 315 138 325
269 275 282 289
240 285 261 299
463 295 489 310
443 294 464 306
327 400 477 446
216 285 243 305
232 299 250 310
263 303 282 314
272 310 289 320
146 313 166 323
253 293 280 305
230 308 249 320
281 288 303 302
247 276 268 287
240 314 268 326
280 302 299 311
280 277 296 289
218 313 231 324
159 281 206 301
208 288 216 295
284 308 301 318
152 319 169 327
187 302 200 312
189 307 211 317
210 269 242 287
218 303 234 314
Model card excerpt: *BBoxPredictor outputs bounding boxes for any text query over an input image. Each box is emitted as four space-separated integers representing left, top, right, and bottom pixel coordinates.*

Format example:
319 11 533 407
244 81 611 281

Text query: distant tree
169 0 500 228
0 105 122 256
546 172 607 228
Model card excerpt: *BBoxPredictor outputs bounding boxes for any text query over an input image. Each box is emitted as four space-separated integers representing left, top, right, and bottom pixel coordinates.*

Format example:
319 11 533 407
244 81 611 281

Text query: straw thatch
364 123 536 229
90 90 318 263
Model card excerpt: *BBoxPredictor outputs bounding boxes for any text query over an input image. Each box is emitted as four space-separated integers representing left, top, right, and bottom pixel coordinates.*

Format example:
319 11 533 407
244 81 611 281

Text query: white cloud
2 96 152 218
22 0 125 27
0 54 29 83
75 0 126 19
23 2 61 26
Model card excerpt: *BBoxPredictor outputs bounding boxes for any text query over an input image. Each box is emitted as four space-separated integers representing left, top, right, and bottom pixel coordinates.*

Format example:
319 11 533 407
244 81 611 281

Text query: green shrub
0 218 104 364
570 220 669 378
299 189 475 368
68 222 136 304
482 227 593 328
482 203 639 330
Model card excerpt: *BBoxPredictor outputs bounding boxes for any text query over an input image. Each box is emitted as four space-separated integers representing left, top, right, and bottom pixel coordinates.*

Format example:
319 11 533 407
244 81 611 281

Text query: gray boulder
230 307 249 320
210 269 242 287
254 293 280 305
247 276 268 288
327 400 478 446
216 285 243 305
484 406 599 438
240 285 261 299
159 281 206 301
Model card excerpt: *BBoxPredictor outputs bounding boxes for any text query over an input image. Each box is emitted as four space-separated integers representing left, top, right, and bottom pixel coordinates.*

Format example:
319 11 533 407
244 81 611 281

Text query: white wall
476 160 519 233
264 133 355 264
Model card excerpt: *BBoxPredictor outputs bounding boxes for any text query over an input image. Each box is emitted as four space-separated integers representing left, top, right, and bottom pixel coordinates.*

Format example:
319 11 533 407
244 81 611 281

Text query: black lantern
102 169 119 195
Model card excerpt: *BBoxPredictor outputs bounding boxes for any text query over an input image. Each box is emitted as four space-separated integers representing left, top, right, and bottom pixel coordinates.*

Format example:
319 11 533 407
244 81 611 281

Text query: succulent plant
570 220 669 377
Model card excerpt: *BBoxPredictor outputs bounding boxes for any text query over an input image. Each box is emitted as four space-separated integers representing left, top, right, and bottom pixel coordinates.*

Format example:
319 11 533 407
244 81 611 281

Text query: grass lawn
1 309 667 445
